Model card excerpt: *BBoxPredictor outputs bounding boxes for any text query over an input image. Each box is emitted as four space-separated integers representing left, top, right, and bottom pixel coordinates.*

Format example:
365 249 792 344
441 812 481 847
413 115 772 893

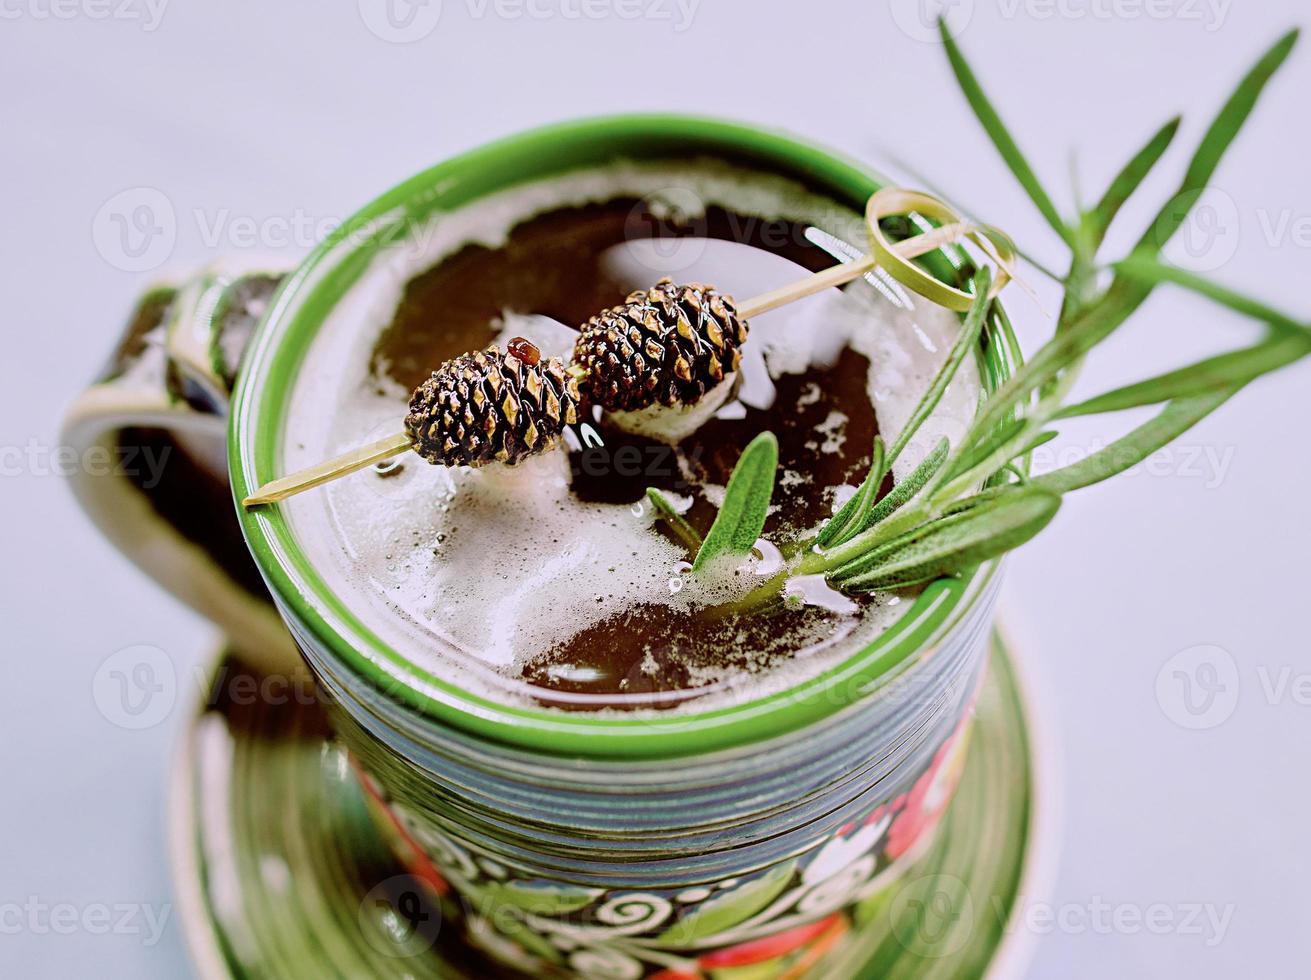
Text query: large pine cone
405 343 581 467
573 279 749 413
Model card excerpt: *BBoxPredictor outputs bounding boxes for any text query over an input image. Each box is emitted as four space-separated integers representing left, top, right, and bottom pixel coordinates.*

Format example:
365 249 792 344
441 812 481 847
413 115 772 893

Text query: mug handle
62 261 301 675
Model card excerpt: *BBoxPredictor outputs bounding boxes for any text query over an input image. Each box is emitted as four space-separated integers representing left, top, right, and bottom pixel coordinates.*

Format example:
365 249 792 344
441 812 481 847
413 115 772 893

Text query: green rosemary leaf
983 31 1298 419
941 417 1025 484
1001 462 1029 485
646 487 702 553
1033 390 1236 495
821 437 951 551
938 483 1015 516
939 19 1072 246
1057 333 1311 419
816 436 887 548
958 29 1301 460
1025 429 1059 453
960 279 1142 452
863 439 950 529
935 418 1064 502
692 432 778 573
886 269 993 472
1115 255 1307 335
1137 30 1299 256
1001 429 1054 479
1089 116 1181 245
970 241 1308 449
1018 249 1065 284
831 487 1061 592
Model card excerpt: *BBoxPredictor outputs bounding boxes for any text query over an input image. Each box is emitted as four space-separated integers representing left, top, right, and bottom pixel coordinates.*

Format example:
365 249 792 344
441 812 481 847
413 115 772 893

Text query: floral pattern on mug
350 719 975 979
886 720 972 860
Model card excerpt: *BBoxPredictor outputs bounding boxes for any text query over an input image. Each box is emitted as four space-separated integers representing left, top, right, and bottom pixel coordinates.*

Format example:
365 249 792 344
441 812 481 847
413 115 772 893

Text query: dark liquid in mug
370 198 887 705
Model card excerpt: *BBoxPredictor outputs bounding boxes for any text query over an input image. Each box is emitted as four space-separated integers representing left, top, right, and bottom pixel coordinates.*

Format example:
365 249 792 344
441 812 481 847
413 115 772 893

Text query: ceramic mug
64 116 1022 979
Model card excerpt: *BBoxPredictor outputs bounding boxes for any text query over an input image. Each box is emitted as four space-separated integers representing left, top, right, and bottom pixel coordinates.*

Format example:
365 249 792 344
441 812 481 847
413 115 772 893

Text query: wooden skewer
244 432 413 507
242 219 980 508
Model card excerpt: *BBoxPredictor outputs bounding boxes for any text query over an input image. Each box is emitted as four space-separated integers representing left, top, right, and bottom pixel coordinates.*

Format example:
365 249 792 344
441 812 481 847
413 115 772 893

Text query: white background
2 0 1308 976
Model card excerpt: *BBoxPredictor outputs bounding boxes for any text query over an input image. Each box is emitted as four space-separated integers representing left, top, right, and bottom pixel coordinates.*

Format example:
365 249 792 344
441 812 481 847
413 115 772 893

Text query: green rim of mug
230 114 1022 759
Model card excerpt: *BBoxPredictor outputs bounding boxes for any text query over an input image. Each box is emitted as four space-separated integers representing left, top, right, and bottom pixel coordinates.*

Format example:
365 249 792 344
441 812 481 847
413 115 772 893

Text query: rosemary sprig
950 25 1300 452
691 432 777 572
826 487 1061 592
701 24 1307 611
1031 392 1235 495
1086 116 1180 246
815 265 994 552
1133 29 1299 259
884 268 994 469
818 438 950 551
815 436 887 549
646 487 702 553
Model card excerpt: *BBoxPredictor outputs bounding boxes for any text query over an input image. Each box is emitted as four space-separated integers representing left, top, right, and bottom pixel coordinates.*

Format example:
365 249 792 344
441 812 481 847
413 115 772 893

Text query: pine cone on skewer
405 339 581 467
241 192 1005 509
573 278 750 413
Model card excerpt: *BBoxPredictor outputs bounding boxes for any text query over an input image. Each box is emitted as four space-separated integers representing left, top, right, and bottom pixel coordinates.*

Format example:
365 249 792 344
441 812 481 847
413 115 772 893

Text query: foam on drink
281 161 980 712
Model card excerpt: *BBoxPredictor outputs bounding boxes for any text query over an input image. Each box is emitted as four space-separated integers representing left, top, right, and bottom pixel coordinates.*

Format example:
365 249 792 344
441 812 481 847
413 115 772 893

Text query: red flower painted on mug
649 914 848 980
884 724 971 860
698 914 840 969
350 757 451 897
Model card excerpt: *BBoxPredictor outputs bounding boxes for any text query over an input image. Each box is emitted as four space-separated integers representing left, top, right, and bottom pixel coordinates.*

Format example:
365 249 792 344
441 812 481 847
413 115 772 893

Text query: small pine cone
405 343 581 467
573 278 749 413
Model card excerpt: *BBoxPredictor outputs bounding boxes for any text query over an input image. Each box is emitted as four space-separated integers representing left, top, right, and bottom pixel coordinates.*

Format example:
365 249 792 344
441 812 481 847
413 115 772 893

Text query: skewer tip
239 431 414 509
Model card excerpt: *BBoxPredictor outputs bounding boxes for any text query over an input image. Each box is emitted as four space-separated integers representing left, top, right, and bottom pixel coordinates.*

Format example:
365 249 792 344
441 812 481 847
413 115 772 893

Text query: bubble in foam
784 574 858 616
752 539 784 577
